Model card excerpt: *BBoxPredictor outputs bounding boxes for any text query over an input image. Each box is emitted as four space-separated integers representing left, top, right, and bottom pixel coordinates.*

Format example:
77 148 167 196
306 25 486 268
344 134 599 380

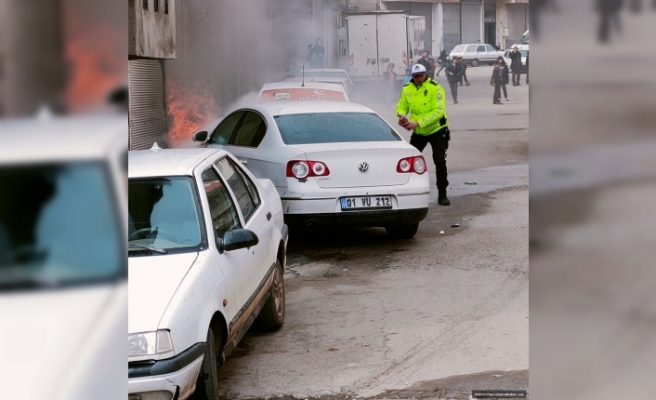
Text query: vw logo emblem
358 161 369 173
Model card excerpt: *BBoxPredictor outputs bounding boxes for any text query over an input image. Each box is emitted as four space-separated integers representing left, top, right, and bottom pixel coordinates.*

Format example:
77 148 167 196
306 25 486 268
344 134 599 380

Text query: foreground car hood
128 252 198 333
0 284 124 400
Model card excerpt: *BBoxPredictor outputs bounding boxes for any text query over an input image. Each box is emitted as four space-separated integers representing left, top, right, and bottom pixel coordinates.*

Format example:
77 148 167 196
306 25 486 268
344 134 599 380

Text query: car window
2 162 124 285
129 177 203 252
210 111 244 145
215 157 261 222
486 45 496 52
477 45 486 52
520 50 528 57
465 45 477 52
232 111 266 147
452 45 465 52
201 168 241 239
275 112 402 145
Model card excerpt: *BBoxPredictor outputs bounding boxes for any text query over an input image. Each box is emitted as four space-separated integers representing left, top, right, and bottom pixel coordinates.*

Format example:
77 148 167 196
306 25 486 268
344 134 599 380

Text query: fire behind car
192 101 430 239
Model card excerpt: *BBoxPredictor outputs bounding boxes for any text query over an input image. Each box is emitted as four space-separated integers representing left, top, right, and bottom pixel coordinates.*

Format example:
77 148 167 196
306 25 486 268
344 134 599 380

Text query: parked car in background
0 114 127 400
259 81 351 102
449 43 503 67
284 76 360 103
296 68 355 87
128 148 288 400
193 101 430 239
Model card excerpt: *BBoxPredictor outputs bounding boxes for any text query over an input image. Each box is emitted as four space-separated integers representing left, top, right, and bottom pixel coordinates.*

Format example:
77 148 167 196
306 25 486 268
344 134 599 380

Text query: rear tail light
286 160 331 179
397 156 426 174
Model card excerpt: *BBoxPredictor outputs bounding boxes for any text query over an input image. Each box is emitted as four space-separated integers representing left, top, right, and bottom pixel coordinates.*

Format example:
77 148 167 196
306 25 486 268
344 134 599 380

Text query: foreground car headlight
128 330 174 357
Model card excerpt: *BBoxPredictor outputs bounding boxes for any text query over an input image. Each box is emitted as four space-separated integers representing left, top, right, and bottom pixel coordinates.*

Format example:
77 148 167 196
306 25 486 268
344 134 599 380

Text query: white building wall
432 3 443 55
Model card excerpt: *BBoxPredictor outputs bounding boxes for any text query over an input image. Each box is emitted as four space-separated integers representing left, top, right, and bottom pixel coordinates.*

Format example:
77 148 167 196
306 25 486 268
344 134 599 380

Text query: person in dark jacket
458 57 470 86
509 46 522 86
436 49 448 76
497 56 510 101
445 58 464 104
525 51 529 85
417 50 433 78
491 62 504 105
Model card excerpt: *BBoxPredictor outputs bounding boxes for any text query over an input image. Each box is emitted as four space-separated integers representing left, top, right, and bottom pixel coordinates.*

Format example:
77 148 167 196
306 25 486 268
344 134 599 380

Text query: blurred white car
284 76 360 102
259 81 351 102
193 102 430 239
0 114 127 400
128 148 288 400
296 67 355 86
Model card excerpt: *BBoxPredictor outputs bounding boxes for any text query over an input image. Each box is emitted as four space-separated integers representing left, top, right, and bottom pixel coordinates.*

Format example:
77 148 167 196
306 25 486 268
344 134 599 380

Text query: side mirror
216 229 259 254
193 130 209 143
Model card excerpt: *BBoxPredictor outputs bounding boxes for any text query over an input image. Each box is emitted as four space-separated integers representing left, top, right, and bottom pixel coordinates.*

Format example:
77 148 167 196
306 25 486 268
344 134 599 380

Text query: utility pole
1 0 65 116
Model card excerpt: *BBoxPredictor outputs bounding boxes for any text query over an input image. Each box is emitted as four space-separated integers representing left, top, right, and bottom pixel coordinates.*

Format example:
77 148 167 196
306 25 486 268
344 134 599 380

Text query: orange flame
166 82 220 146
63 13 127 112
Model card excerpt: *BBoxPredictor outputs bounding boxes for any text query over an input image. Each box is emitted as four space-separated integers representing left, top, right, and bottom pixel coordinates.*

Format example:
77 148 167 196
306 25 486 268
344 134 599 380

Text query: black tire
252 260 285 332
471 58 479 67
191 328 221 400
385 223 419 239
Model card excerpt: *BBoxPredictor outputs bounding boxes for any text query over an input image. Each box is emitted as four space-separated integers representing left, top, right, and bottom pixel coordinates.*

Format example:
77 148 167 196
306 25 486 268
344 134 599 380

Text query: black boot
438 190 451 206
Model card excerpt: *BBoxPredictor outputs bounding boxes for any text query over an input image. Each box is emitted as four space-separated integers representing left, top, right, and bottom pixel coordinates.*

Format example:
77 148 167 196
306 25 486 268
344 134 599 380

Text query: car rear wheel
252 260 285 332
191 328 221 400
471 58 479 67
385 223 419 239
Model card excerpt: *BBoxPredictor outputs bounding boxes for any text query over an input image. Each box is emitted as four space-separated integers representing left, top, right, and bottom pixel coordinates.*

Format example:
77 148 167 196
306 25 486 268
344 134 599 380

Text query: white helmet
411 64 427 75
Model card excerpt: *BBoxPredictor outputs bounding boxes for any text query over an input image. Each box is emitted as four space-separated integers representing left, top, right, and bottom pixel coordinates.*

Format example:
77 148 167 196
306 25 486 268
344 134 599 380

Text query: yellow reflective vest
395 77 448 136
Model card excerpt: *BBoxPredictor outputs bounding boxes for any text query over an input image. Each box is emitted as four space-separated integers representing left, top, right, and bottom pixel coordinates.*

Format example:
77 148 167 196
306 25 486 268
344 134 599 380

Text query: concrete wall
496 0 528 49
129 0 176 59
432 3 443 55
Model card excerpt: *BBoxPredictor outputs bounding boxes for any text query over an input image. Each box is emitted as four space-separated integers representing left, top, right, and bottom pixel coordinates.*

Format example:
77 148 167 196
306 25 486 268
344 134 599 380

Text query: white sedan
193 102 430 239
128 148 288 400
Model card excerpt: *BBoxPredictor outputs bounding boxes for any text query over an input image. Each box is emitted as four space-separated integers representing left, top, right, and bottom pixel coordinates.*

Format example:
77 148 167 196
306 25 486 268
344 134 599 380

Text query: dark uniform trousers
409 127 450 193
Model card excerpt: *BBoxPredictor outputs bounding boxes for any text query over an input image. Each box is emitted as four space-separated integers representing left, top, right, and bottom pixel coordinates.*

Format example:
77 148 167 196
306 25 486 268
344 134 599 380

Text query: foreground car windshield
128 177 203 255
274 112 401 145
305 71 348 79
0 162 123 289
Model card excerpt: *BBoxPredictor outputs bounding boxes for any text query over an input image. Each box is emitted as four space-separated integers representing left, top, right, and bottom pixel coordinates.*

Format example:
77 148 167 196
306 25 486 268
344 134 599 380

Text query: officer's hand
405 121 419 130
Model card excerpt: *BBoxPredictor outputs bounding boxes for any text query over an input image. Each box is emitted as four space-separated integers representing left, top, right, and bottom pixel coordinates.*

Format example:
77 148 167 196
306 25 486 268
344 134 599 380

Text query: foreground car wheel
253 260 285 332
191 328 221 400
385 223 419 239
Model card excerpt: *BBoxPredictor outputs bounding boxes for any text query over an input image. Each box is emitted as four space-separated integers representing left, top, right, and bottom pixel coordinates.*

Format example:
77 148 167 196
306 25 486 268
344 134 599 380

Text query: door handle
266 212 272 221
239 159 248 164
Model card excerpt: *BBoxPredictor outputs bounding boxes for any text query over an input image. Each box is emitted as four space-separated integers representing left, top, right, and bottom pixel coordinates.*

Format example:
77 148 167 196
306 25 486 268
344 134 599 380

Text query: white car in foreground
128 148 288 400
193 102 430 239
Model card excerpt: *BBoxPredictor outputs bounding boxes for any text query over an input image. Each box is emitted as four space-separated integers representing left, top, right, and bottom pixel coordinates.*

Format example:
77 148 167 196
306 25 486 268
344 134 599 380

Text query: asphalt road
217 66 529 400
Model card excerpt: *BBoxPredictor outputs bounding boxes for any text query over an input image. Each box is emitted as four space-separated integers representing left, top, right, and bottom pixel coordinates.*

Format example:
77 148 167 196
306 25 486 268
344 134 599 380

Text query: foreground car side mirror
216 229 259 254
193 130 209 143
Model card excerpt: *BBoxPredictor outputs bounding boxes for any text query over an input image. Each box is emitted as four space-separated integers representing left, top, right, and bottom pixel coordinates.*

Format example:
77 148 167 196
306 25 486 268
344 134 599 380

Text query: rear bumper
285 208 429 229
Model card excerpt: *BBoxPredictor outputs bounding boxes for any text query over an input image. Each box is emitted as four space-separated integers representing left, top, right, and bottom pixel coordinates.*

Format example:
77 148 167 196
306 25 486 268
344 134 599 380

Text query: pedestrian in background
436 49 447 77
491 62 503 105
313 39 325 68
396 63 452 206
510 46 522 86
385 63 398 107
525 51 529 85
459 57 470 86
417 50 432 76
497 56 510 101
306 44 316 67
596 0 623 43
402 68 412 85
445 58 463 104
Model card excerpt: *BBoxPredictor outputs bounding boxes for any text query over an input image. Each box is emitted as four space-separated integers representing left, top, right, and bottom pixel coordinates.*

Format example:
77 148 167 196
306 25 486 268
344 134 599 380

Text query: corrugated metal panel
273 0 314 73
442 3 460 53
128 59 167 151
461 3 481 44
506 3 527 46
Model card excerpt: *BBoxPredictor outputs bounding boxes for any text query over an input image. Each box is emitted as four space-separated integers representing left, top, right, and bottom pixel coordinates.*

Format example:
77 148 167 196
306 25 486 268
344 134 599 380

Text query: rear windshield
274 112 401 145
452 45 465 53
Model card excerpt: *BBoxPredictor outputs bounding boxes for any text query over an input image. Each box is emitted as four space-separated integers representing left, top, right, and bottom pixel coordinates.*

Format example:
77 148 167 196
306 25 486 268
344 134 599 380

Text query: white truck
346 12 425 78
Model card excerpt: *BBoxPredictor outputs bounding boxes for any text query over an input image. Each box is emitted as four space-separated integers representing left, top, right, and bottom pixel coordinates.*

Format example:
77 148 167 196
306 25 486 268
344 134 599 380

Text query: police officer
396 64 451 206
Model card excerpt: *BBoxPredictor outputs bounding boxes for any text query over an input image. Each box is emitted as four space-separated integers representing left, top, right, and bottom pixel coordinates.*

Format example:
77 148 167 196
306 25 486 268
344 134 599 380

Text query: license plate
340 196 392 210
